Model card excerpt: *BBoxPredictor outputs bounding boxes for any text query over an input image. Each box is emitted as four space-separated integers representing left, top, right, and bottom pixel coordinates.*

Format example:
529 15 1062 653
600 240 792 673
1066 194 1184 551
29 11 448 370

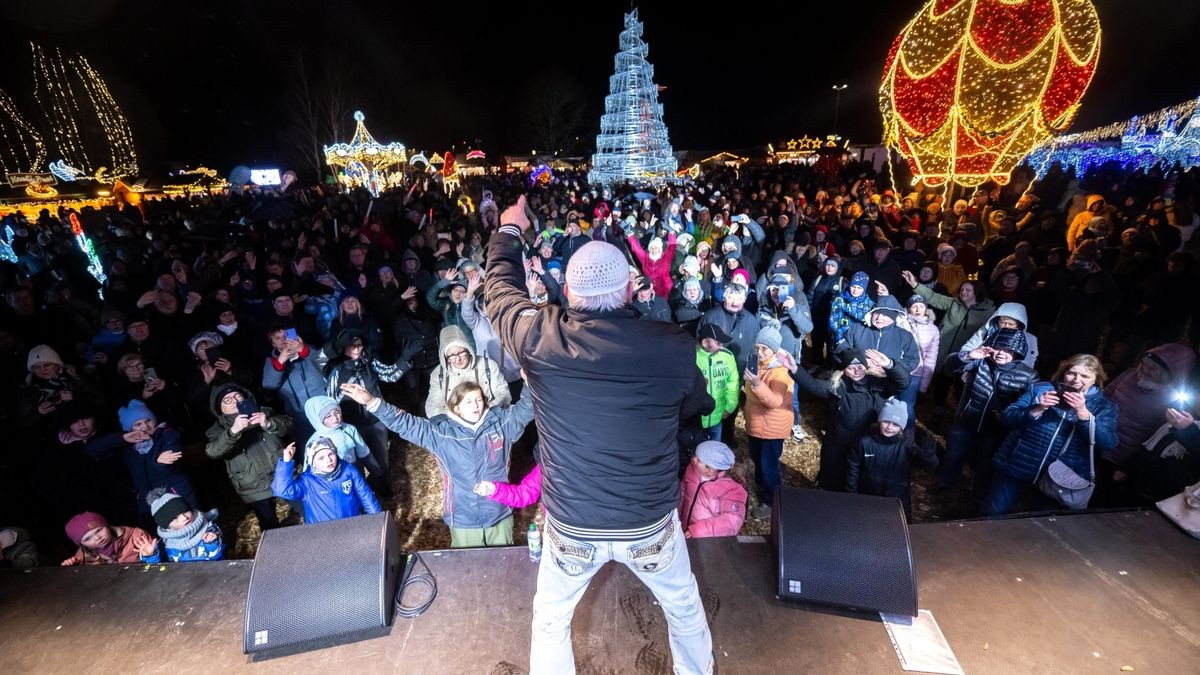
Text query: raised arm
483 196 542 366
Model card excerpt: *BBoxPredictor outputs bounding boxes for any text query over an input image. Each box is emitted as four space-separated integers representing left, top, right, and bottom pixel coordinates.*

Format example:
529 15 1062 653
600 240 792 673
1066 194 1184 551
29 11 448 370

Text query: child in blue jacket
144 488 224 562
272 437 381 524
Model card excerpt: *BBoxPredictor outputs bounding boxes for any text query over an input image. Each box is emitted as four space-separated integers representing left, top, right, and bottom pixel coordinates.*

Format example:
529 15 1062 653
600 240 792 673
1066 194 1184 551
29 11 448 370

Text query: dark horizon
1 0 1198 177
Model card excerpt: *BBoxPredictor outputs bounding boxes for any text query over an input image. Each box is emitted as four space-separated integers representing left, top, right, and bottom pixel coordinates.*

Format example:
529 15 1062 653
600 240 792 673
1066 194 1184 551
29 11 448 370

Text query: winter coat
633 294 672 322
905 311 940 392
829 290 875 347
88 426 197 518
957 303 1040 370
843 298 920 376
757 295 814 357
64 525 156 566
370 395 534 529
1104 343 1197 465
670 292 708 335
303 395 375 471
461 296 523 383
204 386 290 503
809 269 844 327
1067 195 1117 251
949 355 1038 433
261 344 327 439
426 278 474 349
912 283 996 375
993 382 1119 484
490 464 542 509
697 347 739 429
484 225 714 532
143 516 224 563
847 428 938 514
679 462 747 538
697 306 761 373
272 458 380 524
425 326 511 418
744 359 794 440
790 361 911 449
628 231 677 298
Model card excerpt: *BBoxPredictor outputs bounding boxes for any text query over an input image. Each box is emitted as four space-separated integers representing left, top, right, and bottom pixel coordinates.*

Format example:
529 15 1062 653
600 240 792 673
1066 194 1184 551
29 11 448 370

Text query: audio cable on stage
394 552 437 618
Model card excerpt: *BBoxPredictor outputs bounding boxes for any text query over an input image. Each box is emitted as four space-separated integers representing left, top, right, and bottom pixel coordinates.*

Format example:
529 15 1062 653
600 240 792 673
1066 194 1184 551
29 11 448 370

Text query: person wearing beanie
848 396 937 518
744 326 795 519
829 271 876 350
18 343 103 429
938 328 1037 499
679 440 747 538
144 488 224 562
273 436 381 525
204 384 290 531
627 228 677 299
91 307 127 358
483 197 716 674
91 399 197 529
60 511 157 566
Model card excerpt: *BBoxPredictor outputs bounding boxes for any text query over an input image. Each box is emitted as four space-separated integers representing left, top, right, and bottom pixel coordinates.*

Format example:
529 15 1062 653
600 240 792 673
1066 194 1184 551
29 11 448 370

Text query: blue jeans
530 511 713 675
984 471 1030 516
897 376 921 431
750 437 785 504
704 423 723 442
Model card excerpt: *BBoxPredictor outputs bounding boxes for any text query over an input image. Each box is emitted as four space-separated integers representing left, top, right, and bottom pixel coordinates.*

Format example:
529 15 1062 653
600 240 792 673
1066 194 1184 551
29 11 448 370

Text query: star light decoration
324 111 407 197
879 0 1101 188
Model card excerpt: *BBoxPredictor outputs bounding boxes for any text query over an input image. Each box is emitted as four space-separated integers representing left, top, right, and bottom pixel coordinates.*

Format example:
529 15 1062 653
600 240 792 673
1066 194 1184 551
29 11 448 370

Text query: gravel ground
225 394 981 558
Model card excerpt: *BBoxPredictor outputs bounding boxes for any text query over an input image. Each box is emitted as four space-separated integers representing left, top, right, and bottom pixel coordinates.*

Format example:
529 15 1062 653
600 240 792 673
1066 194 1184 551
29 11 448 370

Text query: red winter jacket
628 231 677 298
678 462 747 538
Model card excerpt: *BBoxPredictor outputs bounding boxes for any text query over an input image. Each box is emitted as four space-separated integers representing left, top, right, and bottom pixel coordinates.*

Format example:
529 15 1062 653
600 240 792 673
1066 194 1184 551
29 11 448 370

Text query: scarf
216 322 238 336
157 509 217 552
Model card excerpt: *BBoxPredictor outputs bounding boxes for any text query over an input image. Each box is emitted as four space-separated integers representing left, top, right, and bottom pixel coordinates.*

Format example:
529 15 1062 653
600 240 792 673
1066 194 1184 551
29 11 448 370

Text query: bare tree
522 68 590 156
280 48 362 182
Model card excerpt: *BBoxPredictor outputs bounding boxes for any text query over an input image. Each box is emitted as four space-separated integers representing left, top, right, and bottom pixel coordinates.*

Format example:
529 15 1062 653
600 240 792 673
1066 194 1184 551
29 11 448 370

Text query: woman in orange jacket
743 325 795 519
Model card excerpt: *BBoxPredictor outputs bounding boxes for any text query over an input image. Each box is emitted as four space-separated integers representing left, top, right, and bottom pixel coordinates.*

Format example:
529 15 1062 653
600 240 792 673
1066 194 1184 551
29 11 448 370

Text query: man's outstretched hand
501 195 532 232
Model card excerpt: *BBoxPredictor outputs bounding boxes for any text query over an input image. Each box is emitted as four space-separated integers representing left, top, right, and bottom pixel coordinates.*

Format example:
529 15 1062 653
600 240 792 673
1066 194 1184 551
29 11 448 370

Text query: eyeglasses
222 393 244 405
445 350 469 360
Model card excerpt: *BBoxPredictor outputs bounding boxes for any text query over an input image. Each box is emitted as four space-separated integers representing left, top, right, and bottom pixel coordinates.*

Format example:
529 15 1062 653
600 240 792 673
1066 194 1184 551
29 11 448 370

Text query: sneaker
791 424 806 442
751 503 773 520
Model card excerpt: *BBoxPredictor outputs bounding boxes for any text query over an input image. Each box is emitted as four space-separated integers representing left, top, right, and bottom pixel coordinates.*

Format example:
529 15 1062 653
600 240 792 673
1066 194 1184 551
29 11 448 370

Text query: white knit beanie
27 345 63 371
565 241 630 297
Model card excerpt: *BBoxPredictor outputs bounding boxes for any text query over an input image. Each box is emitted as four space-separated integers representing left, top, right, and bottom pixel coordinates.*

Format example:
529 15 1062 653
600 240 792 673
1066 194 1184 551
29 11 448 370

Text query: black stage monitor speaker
244 511 403 655
771 487 917 616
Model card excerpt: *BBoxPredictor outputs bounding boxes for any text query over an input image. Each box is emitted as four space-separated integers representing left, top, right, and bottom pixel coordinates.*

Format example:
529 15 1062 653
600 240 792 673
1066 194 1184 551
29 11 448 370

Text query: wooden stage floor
2 510 1198 673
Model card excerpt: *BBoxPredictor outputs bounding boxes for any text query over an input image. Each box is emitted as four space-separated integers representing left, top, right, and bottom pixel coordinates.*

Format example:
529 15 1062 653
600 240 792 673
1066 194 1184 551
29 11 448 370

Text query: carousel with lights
324 111 408 196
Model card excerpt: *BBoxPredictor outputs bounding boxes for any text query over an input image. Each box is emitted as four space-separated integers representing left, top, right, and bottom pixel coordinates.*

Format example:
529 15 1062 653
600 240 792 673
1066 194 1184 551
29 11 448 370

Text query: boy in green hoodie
696 323 740 442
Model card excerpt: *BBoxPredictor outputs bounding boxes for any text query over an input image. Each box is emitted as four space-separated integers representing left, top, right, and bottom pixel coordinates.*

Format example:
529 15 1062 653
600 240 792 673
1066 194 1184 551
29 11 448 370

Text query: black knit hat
986 328 1028 360
148 488 192 530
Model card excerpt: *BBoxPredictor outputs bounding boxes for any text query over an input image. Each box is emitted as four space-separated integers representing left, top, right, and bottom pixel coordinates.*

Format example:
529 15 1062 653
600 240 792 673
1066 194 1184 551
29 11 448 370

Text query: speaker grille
772 487 917 616
244 512 397 654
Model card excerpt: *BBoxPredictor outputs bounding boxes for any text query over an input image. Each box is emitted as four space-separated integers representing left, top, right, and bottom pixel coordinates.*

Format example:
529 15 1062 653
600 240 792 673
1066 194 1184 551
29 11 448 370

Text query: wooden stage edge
2 510 1199 674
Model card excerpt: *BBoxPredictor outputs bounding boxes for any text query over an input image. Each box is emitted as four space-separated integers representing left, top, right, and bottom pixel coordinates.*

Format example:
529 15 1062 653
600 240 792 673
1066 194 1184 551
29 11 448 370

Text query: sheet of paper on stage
879 609 964 675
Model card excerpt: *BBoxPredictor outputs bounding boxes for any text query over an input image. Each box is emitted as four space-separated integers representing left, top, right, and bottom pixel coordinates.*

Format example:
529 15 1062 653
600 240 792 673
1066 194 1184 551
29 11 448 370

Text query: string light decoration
588 9 677 187
31 43 138 176
530 165 553 186
879 0 1101 188
69 212 106 298
1026 96 1200 175
323 111 407 197
441 152 461 193
0 88 46 179
0 225 16 263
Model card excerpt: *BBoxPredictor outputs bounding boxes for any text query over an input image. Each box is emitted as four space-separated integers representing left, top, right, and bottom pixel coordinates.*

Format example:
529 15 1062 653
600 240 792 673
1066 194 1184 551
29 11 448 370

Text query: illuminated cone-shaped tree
588 9 677 187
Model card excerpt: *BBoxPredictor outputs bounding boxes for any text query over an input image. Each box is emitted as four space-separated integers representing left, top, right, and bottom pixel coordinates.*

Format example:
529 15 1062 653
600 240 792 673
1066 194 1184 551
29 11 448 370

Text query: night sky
2 0 1199 176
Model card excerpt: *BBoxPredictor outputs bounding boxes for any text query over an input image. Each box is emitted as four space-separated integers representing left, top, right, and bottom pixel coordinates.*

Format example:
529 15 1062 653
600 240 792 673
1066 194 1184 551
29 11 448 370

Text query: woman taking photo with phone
742 326 795 520
985 354 1118 516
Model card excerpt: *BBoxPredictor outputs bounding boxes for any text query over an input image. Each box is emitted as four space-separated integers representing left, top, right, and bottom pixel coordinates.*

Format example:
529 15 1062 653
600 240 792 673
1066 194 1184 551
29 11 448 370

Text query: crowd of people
2 158 1199 571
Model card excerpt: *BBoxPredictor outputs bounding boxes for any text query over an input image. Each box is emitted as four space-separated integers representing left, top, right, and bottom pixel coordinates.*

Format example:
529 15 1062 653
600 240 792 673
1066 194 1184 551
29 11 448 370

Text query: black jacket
697 306 760 373
950 355 1037 432
633 295 672 322
790 362 910 449
847 429 938 515
485 225 714 532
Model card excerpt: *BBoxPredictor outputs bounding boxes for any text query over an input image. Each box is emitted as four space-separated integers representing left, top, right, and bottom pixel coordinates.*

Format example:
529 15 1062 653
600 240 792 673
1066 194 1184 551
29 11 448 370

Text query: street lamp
831 84 848 136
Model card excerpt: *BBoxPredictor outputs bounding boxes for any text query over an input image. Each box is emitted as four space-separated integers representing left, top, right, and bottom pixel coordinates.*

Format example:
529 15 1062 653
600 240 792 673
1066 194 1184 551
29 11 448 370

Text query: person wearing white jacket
956 302 1040 372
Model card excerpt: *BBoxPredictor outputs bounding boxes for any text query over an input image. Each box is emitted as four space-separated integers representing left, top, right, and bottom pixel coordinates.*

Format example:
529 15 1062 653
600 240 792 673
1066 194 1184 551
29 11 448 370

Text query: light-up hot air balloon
879 0 1101 188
